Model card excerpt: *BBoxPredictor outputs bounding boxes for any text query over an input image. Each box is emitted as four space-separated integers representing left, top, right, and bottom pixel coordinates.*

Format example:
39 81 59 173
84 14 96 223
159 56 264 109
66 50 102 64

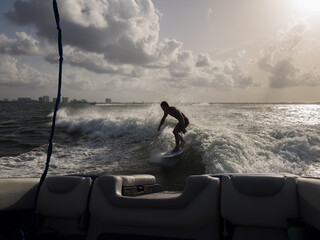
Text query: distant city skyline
2 95 320 105
1 96 66 102
0 96 119 104
1 0 320 103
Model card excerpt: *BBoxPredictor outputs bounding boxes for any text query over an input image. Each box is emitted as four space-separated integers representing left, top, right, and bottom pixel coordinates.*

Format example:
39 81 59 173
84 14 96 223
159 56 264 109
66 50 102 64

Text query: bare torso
165 106 186 122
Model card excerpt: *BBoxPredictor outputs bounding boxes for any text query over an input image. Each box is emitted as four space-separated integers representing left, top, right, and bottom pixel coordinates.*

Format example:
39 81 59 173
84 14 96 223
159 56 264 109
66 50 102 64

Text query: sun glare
294 0 320 13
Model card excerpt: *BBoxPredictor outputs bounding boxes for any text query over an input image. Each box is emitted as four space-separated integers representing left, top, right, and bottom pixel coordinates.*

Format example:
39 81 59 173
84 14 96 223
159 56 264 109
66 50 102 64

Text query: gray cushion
89 175 220 229
0 178 39 210
221 174 299 228
297 177 320 230
231 174 285 196
37 176 92 218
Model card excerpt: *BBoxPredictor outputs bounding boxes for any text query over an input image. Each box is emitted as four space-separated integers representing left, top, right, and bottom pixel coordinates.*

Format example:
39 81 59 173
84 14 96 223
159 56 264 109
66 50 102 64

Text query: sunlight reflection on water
274 104 320 126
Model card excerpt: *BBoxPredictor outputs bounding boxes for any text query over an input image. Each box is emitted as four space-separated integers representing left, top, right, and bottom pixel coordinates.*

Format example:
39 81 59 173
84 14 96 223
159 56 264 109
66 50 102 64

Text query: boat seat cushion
89 175 219 228
87 175 220 240
297 177 320 230
37 176 92 218
0 178 39 210
221 174 299 228
119 174 156 186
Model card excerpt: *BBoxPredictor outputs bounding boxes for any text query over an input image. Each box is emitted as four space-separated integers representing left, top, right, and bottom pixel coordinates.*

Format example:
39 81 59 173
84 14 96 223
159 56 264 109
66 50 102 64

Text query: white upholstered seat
37 176 92 237
220 174 299 240
87 174 221 240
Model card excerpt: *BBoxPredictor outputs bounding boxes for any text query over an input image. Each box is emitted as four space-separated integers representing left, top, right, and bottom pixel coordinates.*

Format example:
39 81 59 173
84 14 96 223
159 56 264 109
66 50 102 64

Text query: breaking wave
1 103 320 188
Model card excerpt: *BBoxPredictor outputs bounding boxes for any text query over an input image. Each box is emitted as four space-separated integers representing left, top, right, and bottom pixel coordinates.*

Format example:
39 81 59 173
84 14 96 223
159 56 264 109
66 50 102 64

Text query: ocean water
0 102 320 190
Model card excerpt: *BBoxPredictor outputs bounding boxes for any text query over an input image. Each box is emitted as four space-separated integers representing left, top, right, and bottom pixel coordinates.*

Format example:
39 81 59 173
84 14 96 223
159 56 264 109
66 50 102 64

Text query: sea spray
1 102 320 189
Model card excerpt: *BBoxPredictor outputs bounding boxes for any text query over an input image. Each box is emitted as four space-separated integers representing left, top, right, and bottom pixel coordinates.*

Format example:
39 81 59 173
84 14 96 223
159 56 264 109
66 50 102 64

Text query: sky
1 0 320 103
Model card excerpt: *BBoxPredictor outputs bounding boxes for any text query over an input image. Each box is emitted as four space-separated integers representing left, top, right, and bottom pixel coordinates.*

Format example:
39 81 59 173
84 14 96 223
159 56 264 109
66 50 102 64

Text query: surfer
158 101 189 153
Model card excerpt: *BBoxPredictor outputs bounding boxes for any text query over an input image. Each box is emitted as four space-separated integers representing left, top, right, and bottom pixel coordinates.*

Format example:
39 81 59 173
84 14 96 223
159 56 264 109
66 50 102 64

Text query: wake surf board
162 147 185 158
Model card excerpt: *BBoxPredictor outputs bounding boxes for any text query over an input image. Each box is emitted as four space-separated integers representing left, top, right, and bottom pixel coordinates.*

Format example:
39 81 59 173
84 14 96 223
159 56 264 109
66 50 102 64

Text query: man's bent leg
179 134 185 147
172 127 180 152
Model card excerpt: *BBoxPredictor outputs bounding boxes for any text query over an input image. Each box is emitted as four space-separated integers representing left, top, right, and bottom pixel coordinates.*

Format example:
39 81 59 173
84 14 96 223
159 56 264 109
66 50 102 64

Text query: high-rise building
43 96 50 103
105 98 111 104
62 97 69 103
18 98 32 102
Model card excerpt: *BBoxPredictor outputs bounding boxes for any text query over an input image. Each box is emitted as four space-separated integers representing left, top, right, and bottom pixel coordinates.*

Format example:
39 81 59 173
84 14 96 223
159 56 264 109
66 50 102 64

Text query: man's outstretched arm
158 113 167 131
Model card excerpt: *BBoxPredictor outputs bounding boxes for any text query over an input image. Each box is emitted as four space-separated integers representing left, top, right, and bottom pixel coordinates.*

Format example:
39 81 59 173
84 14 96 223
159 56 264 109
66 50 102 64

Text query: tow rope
32 0 63 225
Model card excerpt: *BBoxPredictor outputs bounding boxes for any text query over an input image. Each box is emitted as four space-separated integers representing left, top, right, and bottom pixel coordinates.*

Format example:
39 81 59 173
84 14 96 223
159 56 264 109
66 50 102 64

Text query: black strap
32 0 63 228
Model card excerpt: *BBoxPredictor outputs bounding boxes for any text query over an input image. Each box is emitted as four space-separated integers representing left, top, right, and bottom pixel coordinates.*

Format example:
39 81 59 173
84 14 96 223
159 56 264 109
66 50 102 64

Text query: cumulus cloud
192 60 254 90
45 45 132 75
6 0 160 65
0 54 51 88
131 66 145 78
258 17 320 88
277 17 311 51
196 53 212 67
3 0 257 95
0 32 39 55
260 55 320 88
157 38 183 65
63 70 98 91
224 60 254 89
169 50 194 77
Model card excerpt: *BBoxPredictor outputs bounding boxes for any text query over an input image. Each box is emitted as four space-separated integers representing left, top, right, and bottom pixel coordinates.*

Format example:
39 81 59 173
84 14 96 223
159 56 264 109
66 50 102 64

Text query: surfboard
162 147 185 158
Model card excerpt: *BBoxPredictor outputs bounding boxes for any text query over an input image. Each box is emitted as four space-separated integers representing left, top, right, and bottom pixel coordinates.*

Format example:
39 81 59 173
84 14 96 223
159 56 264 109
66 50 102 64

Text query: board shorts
175 117 189 132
